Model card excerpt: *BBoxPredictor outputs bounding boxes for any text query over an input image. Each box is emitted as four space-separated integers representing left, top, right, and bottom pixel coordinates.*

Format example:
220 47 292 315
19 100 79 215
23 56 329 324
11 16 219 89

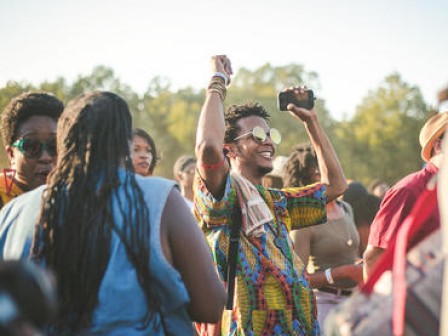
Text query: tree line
0 64 432 185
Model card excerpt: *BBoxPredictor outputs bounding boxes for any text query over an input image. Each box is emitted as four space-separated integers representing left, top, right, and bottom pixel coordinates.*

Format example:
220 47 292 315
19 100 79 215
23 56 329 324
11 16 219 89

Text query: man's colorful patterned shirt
194 174 327 336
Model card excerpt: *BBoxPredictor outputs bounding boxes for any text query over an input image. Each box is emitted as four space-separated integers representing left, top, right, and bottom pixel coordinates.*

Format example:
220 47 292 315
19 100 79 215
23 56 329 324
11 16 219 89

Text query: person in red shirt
363 111 448 279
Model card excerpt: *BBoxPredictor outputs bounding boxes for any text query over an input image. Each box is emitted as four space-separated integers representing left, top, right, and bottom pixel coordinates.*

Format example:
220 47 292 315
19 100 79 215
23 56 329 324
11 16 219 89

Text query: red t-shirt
368 162 439 249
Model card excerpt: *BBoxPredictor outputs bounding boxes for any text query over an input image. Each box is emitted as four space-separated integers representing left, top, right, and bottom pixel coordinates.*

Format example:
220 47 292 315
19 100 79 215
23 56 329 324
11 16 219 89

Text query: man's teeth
260 152 272 158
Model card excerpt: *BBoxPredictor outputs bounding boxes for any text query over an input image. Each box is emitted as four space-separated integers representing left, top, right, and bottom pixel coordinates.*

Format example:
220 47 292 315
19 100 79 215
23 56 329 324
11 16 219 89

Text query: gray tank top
308 201 360 288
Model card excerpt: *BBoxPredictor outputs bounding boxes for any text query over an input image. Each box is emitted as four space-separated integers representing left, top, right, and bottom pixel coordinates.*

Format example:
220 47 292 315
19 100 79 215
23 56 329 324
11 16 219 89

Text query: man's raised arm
286 87 347 202
195 55 233 199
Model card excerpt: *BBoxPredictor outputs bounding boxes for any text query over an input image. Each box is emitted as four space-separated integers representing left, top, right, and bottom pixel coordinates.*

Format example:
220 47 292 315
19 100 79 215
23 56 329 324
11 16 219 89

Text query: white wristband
212 72 229 86
325 268 334 284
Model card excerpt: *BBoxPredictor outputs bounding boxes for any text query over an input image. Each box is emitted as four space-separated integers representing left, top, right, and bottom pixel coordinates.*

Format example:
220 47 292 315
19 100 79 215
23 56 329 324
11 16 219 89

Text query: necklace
346 238 353 247
335 221 353 247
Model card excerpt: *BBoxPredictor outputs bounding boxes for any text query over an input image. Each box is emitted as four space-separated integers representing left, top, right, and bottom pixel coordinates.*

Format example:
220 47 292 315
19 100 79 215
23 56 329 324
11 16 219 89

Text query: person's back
91 174 191 335
0 186 45 260
0 91 225 335
0 173 222 335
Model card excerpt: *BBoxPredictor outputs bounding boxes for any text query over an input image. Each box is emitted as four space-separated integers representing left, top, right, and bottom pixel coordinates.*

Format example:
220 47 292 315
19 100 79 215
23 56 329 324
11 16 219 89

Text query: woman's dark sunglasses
11 138 57 159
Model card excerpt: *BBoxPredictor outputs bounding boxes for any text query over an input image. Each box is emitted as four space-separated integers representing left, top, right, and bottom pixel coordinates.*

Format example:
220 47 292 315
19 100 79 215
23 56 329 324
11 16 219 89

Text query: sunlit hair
132 128 159 174
1 91 63 146
31 92 159 333
283 143 318 187
224 101 270 144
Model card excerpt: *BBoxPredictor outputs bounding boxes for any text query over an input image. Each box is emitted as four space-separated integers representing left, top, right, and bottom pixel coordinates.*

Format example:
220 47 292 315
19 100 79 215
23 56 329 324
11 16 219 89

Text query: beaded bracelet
212 72 229 86
207 79 227 101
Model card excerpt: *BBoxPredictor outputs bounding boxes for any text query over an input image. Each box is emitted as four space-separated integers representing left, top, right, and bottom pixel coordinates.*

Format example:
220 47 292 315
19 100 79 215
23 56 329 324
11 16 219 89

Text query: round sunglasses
234 126 282 145
11 138 57 159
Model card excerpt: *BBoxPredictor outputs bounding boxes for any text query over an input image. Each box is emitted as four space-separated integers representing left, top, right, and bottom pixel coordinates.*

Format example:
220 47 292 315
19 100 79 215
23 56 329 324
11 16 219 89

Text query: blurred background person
438 84 448 112
368 178 390 199
173 155 196 210
284 144 362 331
439 96 448 336
262 155 287 189
0 92 63 208
0 91 225 335
131 128 159 176
343 181 381 256
0 260 57 336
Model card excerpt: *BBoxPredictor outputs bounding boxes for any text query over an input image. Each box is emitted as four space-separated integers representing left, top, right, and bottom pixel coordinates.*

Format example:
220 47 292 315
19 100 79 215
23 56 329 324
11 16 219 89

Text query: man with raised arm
194 55 347 335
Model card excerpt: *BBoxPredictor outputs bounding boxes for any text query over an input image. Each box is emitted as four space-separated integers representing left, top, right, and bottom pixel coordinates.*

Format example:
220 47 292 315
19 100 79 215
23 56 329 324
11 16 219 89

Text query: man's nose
264 135 275 145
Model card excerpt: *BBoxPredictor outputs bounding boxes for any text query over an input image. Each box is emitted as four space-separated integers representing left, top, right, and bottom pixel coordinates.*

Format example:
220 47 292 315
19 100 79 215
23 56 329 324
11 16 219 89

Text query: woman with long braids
0 91 225 335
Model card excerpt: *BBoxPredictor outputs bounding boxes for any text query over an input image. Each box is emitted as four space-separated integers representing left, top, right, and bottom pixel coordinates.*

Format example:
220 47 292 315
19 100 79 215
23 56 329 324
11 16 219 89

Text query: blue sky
1 0 447 120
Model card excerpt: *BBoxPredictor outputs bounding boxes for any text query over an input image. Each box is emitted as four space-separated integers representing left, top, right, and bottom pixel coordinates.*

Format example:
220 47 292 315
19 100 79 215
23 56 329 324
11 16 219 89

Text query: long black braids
30 91 160 334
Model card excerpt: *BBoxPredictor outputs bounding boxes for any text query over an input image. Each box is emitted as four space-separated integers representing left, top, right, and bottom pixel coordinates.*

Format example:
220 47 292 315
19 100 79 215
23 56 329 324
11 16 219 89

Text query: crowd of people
0 55 445 335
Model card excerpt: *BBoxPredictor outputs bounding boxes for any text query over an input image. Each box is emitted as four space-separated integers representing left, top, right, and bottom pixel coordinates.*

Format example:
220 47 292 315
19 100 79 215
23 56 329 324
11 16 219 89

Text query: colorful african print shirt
0 172 25 209
194 173 326 336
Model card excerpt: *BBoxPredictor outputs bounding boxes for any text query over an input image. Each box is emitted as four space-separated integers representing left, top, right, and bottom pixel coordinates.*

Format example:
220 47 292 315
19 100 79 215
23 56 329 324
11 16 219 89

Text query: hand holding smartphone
277 89 315 111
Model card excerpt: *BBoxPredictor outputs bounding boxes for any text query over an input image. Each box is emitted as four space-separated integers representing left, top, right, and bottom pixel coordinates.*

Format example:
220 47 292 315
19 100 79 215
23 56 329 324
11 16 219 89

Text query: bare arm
307 264 363 288
290 228 362 288
161 189 226 322
195 55 232 199
286 88 347 202
363 244 385 280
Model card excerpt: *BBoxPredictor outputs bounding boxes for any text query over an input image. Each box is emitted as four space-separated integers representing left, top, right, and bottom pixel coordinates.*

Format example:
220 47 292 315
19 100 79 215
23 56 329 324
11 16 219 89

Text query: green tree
0 82 35 114
68 66 141 110
0 66 432 185
227 63 333 156
335 73 430 185
138 77 182 178
0 67 143 168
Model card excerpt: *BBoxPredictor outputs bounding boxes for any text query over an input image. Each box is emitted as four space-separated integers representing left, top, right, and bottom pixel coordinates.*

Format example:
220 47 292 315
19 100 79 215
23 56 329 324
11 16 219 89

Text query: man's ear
176 172 184 182
434 138 444 155
6 146 15 167
224 144 237 158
